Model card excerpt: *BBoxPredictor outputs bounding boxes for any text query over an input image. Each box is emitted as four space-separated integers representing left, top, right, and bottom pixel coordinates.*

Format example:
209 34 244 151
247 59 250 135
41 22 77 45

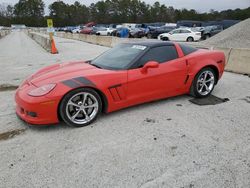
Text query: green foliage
0 0 249 27
48 1 88 26
14 0 44 17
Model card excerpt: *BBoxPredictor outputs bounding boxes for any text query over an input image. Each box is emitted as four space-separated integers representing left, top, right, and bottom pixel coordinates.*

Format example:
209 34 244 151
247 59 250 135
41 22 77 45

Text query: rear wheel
59 88 102 127
190 67 216 98
187 37 194 42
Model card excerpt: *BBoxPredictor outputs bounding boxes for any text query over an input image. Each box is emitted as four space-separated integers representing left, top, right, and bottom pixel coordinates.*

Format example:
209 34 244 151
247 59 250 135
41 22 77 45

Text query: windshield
90 44 147 70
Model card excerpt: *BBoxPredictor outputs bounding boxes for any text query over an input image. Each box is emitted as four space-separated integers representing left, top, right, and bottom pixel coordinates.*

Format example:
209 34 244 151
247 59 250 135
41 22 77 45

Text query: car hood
28 61 105 87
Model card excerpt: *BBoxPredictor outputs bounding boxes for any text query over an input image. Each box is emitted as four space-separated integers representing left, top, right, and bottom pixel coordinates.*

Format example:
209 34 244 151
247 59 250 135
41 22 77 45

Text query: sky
0 0 249 14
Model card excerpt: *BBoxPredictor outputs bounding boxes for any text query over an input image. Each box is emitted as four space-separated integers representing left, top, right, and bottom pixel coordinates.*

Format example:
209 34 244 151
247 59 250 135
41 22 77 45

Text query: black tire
190 67 217 98
187 37 194 42
161 37 169 41
147 33 152 39
59 88 102 127
204 34 210 40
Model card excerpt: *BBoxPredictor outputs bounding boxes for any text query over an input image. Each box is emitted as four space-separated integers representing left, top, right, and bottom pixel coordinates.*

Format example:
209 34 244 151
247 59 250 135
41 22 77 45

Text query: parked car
80 27 93 34
85 22 96 27
177 20 203 28
72 27 83 33
111 27 129 38
147 26 176 39
96 27 115 36
158 28 201 42
129 28 145 38
90 27 100 35
64 26 77 33
201 25 223 40
56 27 65 32
202 20 240 29
15 41 226 127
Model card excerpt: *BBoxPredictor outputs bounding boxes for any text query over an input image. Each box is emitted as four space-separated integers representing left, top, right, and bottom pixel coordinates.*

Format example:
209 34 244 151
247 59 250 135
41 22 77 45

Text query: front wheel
59 88 102 127
147 33 152 38
161 37 169 41
190 67 216 98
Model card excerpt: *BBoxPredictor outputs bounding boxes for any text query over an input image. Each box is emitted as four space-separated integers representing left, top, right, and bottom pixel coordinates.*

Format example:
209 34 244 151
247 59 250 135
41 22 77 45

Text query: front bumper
15 84 60 125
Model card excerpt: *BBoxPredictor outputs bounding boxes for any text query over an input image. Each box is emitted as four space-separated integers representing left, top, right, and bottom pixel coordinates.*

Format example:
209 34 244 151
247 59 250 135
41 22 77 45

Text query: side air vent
108 84 126 101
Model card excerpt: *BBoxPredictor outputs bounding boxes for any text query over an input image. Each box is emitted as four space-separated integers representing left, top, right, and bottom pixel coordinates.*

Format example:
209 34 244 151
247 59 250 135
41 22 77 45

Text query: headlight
28 83 56 97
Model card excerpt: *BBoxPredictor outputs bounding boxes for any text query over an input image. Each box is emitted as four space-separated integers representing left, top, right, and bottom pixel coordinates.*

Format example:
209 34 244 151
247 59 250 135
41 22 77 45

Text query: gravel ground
0 30 250 188
201 18 250 49
0 72 250 188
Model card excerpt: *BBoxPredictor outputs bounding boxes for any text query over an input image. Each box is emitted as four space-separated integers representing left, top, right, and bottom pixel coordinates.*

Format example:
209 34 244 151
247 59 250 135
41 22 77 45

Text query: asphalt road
0 31 250 188
0 30 109 86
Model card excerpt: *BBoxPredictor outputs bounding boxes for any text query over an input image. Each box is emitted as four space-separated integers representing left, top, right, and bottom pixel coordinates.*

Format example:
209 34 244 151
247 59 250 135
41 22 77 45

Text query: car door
103 28 108 35
126 45 188 106
169 29 181 41
180 29 191 41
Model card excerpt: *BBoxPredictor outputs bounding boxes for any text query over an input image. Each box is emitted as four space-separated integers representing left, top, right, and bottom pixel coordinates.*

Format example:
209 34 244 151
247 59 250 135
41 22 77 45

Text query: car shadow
25 94 192 132
103 94 190 117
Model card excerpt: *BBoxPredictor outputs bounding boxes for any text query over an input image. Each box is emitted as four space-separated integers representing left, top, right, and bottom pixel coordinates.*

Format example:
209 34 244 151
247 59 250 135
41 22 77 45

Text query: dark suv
201 25 223 40
147 26 176 39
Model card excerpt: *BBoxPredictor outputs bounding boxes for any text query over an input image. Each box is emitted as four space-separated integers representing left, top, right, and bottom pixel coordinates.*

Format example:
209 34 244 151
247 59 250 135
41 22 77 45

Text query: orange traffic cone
51 38 58 54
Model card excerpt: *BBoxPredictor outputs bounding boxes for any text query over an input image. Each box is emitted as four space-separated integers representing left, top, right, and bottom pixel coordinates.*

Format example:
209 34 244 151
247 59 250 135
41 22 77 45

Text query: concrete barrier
225 48 250 74
213 47 232 64
0 30 11 39
36 31 250 75
27 31 51 52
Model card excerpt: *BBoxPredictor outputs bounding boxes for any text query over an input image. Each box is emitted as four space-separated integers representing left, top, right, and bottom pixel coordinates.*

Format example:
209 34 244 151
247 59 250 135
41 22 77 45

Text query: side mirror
141 61 159 74
169 32 173 35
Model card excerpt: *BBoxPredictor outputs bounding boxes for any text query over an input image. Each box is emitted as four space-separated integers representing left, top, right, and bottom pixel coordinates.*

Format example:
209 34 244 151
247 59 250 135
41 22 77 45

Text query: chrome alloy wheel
65 92 99 125
196 70 215 96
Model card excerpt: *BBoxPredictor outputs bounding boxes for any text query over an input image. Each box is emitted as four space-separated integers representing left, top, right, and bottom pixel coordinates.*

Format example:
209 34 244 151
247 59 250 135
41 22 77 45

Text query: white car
158 28 201 42
72 27 82 33
96 27 115 36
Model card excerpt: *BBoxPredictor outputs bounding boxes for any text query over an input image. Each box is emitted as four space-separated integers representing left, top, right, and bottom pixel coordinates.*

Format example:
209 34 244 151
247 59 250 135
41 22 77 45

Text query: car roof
123 41 175 48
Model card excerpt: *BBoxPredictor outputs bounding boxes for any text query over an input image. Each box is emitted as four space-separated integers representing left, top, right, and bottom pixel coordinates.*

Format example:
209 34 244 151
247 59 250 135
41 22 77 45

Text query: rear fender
186 59 220 88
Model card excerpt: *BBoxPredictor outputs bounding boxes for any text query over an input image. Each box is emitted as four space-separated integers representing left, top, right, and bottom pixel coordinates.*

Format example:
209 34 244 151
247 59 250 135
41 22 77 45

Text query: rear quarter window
179 44 198 56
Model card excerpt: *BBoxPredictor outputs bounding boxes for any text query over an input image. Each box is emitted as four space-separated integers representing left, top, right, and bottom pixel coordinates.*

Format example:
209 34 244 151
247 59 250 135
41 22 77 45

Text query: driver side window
137 46 178 68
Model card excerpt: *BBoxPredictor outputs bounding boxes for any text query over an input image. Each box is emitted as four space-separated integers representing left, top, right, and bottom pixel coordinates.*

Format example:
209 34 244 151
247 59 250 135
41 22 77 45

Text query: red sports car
15 42 225 127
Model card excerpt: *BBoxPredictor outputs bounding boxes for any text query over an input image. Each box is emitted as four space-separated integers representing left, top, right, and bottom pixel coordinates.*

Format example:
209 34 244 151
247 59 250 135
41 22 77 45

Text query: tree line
0 0 249 27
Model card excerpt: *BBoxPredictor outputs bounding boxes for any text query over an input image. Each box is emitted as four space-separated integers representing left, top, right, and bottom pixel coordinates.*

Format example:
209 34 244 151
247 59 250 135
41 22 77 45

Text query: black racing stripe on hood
62 80 81 88
73 77 96 87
